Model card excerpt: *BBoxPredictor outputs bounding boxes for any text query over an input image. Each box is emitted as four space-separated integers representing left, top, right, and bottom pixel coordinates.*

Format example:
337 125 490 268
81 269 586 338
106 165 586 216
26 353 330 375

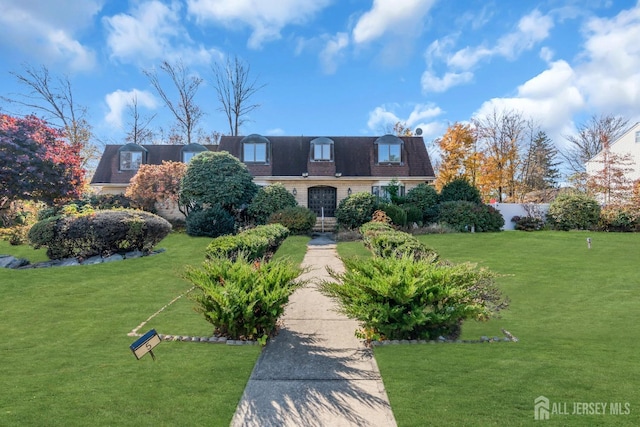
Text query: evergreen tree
521 131 560 193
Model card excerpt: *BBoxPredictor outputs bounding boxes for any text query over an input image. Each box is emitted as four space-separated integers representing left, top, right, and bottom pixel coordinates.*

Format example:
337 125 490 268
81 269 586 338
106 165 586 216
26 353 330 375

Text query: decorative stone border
369 329 519 346
0 249 165 269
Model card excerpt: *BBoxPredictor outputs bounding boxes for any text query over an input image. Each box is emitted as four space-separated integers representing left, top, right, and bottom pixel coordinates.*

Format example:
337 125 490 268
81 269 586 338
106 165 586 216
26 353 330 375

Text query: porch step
312 217 337 232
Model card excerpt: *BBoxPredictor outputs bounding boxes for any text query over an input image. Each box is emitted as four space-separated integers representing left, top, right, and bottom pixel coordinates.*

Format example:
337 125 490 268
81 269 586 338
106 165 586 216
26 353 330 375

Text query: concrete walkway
231 234 397 427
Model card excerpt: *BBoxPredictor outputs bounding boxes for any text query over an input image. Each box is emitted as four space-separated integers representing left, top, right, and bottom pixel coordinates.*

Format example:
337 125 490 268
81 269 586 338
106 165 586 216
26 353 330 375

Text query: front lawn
0 233 303 426
350 231 640 426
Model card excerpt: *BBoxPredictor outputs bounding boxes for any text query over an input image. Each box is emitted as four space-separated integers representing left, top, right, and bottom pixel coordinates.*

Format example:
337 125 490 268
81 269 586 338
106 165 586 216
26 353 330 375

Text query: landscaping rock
102 254 124 263
0 255 30 269
82 256 104 265
124 250 144 259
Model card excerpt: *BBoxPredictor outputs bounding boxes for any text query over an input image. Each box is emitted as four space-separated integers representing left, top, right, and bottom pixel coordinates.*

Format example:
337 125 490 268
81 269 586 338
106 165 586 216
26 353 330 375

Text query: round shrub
267 206 316 235
406 183 439 223
439 178 482 204
28 209 172 260
402 204 424 225
185 206 235 237
248 183 298 224
511 216 545 231
335 192 379 229
381 203 407 227
438 201 504 232
547 192 601 231
598 205 640 232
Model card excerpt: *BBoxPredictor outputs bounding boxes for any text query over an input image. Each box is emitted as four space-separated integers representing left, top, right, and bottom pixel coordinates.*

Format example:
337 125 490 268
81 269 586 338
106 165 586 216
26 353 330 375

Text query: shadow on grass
232 328 393 426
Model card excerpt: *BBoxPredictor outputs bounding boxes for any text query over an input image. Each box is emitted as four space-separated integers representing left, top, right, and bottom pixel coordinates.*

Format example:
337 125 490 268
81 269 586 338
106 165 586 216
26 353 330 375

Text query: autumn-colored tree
473 110 526 202
0 114 85 212
125 161 188 215
435 122 482 190
586 135 634 205
392 121 414 136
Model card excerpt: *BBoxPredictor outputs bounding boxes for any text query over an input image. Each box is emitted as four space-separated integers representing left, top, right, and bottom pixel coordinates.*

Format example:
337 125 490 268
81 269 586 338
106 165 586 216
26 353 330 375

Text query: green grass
0 233 264 426
363 231 640 426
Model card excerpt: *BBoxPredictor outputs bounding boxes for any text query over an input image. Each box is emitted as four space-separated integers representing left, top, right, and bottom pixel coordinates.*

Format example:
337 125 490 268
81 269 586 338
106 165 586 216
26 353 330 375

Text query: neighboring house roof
586 121 640 164
90 135 434 184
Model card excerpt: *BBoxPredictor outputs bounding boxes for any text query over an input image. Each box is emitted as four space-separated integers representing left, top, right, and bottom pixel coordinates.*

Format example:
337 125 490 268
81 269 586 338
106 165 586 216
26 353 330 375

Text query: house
586 122 640 183
90 134 435 221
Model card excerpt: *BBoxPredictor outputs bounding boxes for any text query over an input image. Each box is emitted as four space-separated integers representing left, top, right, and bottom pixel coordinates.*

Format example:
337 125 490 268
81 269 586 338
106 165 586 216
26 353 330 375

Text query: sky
1 0 639 161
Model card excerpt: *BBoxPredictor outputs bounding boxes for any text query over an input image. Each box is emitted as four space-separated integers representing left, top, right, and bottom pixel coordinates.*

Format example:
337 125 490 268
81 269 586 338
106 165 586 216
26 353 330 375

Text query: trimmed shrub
511 216 545 231
360 220 394 237
364 229 438 261
438 201 504 232
248 183 298 224
320 256 508 341
402 204 424 225
267 206 316 235
185 206 235 237
205 224 289 261
439 178 482 204
187 255 305 343
28 209 171 260
405 183 439 223
547 192 601 231
598 205 640 232
335 192 379 229
381 203 407 227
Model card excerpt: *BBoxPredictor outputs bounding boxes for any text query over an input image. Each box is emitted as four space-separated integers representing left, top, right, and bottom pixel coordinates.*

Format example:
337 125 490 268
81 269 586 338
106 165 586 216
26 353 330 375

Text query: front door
308 186 337 217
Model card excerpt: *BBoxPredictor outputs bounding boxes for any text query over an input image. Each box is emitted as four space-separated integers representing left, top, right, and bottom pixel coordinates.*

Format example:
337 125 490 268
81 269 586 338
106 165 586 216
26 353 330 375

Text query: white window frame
120 151 143 170
243 142 268 163
378 143 402 164
313 142 333 161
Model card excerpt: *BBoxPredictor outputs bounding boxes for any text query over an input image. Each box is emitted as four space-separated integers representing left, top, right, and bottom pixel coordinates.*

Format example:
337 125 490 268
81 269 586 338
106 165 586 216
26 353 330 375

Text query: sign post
130 329 161 361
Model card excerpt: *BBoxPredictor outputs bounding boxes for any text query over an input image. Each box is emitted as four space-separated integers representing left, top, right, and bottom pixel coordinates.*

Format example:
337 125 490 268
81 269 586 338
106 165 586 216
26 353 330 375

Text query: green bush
511 216 545 231
439 178 482 204
335 192 379 229
267 206 316 235
360 221 394 236
381 204 407 227
320 256 507 341
406 183 439 223
205 224 289 261
362 226 437 261
402 204 424 225
185 206 235 237
28 210 171 260
547 192 601 231
248 183 298 224
598 205 640 232
187 255 305 343
438 201 504 232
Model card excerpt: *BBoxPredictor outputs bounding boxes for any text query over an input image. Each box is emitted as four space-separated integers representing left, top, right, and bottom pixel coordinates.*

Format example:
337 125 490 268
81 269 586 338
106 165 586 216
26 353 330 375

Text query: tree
248 183 297 224
585 135 634 205
144 60 203 145
2 64 97 168
439 178 482 204
0 114 85 212
125 161 188 215
179 151 257 215
473 109 526 202
211 55 265 136
562 114 630 174
125 94 156 145
520 130 560 194
392 121 414 136
435 122 482 190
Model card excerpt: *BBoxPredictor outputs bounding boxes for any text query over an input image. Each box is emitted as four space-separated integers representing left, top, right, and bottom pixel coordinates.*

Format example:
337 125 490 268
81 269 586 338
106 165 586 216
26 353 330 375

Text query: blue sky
1 0 639 154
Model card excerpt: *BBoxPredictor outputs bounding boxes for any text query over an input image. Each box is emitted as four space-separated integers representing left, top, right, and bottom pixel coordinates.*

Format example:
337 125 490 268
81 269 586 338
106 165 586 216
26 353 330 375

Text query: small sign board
130 329 161 360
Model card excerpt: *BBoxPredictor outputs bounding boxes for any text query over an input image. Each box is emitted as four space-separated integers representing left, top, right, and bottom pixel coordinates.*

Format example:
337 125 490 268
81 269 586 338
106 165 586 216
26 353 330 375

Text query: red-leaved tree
125 161 188 215
0 114 85 212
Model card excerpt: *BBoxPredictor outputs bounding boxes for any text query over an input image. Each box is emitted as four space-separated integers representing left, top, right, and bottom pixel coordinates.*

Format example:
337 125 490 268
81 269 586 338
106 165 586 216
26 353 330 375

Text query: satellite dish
415 127 423 136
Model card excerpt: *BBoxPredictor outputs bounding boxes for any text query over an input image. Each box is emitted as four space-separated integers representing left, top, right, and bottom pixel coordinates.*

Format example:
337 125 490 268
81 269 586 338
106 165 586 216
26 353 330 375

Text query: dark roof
91 136 434 184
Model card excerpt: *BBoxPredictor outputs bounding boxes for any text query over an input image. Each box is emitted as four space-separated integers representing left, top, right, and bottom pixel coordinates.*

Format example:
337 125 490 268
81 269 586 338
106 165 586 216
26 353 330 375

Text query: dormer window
375 134 403 164
242 134 270 163
181 143 208 163
118 143 147 171
310 137 334 161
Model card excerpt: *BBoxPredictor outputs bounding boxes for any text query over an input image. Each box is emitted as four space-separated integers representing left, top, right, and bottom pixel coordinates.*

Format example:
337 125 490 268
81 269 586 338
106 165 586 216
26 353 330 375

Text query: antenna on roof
415 127 423 136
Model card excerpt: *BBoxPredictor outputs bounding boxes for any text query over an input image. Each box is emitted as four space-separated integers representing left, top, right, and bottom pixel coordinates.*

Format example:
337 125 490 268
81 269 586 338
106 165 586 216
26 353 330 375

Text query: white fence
490 203 550 230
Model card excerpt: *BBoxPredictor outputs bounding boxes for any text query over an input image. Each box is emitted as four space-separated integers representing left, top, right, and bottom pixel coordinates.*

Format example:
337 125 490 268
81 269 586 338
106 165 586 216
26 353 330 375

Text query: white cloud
105 89 157 129
319 33 349 74
352 0 436 45
187 0 331 49
367 103 443 135
421 70 473 93
104 1 222 65
0 0 100 70
448 9 553 70
265 127 285 136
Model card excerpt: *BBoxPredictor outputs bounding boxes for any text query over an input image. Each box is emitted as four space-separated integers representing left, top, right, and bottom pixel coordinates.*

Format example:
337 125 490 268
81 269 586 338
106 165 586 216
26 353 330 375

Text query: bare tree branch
125 94 156 145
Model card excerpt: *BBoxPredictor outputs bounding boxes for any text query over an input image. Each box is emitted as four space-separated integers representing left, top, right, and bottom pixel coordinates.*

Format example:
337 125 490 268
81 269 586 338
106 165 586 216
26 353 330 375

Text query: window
635 131 640 143
310 137 334 161
372 185 405 201
181 143 208 163
120 151 142 170
118 143 147 171
375 134 403 164
183 151 197 163
241 134 270 163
